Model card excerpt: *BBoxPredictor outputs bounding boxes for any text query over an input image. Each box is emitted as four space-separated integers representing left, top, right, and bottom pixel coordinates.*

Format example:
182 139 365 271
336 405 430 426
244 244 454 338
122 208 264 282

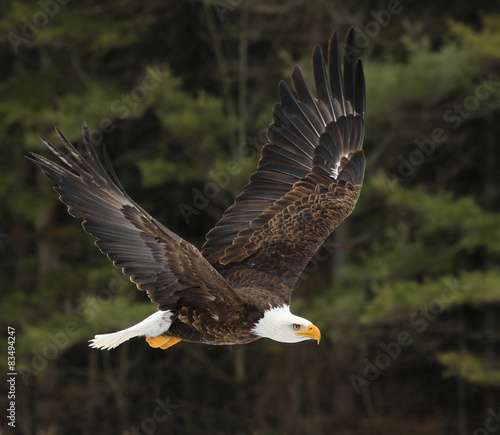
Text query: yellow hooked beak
295 324 321 344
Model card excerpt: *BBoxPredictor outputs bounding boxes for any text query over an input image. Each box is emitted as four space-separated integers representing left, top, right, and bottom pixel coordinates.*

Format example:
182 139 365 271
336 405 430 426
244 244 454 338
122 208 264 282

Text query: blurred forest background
1 0 500 434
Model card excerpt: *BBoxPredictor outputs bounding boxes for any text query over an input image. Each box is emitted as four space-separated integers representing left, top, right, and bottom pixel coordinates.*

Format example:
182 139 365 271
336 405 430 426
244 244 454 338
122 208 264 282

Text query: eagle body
166 301 262 345
29 29 366 350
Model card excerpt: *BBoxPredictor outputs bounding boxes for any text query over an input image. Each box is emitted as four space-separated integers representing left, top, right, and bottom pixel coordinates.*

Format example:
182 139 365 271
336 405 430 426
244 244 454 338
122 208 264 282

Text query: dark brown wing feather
202 29 366 301
29 125 239 312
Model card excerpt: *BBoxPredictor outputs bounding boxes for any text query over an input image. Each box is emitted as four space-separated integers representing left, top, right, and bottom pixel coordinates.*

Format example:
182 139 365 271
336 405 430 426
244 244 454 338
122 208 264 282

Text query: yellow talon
146 336 181 350
146 336 170 348
160 337 181 349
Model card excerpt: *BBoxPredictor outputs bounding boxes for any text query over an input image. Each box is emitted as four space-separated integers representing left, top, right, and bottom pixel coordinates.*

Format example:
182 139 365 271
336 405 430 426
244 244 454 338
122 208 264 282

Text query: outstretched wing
202 29 366 300
29 126 238 311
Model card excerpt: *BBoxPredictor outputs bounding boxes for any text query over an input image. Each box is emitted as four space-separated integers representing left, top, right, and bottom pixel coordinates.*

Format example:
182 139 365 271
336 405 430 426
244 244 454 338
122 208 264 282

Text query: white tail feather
89 310 173 350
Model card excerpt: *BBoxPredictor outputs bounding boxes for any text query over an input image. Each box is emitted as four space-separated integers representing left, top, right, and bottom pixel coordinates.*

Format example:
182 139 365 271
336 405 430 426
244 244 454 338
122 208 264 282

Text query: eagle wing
202 29 366 301
29 127 239 312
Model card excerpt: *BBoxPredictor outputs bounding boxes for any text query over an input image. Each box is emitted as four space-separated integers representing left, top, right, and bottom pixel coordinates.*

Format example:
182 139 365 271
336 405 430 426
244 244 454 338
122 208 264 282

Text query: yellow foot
146 336 181 350
160 337 181 350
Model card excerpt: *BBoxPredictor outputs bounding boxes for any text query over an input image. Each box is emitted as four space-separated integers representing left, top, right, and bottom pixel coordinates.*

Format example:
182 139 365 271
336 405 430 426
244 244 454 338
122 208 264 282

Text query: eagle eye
292 323 301 330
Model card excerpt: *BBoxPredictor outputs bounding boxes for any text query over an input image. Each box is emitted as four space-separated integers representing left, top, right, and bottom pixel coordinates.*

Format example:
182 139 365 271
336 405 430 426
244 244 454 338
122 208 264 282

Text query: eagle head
252 305 321 344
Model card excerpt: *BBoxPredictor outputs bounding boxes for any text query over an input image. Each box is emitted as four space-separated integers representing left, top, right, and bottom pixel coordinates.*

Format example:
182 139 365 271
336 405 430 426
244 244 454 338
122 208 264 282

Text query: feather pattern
202 28 366 296
29 125 240 313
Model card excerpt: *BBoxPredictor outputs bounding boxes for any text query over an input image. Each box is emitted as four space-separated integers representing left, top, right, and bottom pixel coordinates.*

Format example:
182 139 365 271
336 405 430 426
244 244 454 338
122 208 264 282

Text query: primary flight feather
29 29 365 350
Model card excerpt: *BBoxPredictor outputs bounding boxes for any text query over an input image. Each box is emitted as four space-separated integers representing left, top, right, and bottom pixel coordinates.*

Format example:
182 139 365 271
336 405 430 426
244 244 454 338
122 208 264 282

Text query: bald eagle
29 29 365 350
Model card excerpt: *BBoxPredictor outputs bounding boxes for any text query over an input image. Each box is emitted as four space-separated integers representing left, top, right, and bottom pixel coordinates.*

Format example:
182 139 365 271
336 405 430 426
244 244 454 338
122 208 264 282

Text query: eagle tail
89 310 174 350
